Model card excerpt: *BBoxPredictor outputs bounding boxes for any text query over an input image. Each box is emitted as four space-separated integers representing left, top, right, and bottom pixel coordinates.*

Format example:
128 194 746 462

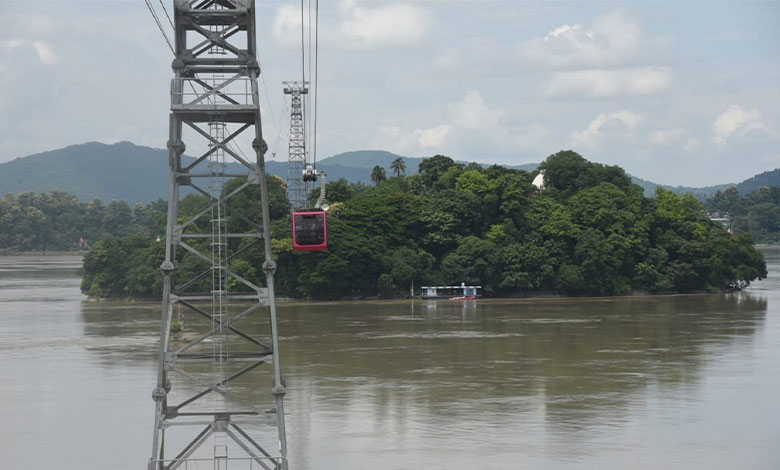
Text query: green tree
378 274 396 298
324 178 356 203
370 165 387 186
418 154 459 186
707 185 780 244
455 170 493 196
539 150 631 198
390 157 406 177
499 241 558 291
434 166 463 192
389 247 435 289
75 154 769 300
441 236 500 289
708 186 744 214
103 200 133 235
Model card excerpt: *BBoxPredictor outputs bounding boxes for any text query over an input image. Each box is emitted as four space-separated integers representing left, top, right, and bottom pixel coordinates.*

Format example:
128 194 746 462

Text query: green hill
318 150 420 169
0 142 288 203
737 168 780 194
0 142 169 203
318 150 539 174
0 144 416 201
629 176 733 199
313 150 418 183
1 142 777 202
0 143 539 201
629 169 780 199
628 171 780 200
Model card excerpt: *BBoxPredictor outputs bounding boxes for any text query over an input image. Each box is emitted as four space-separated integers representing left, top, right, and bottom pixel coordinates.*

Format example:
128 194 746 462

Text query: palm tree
370 165 387 186
390 157 406 177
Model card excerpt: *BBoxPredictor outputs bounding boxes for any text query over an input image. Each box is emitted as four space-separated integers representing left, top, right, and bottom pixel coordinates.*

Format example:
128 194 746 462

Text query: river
1 248 779 469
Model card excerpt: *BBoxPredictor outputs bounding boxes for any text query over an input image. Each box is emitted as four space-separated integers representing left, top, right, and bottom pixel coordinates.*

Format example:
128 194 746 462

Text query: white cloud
433 48 461 71
546 67 672 97
521 11 642 68
446 91 549 153
32 41 57 64
273 1 431 49
648 128 687 146
367 92 548 157
509 123 551 150
444 92 553 157
648 127 700 152
369 125 426 154
369 123 453 154
433 37 503 74
337 0 431 48
683 138 701 152
0 39 22 50
415 124 452 149
435 11 657 77
572 110 643 147
712 105 772 146
448 91 504 132
271 5 302 48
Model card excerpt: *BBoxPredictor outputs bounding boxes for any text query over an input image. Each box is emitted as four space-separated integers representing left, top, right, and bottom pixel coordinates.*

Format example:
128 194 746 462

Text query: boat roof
421 285 482 289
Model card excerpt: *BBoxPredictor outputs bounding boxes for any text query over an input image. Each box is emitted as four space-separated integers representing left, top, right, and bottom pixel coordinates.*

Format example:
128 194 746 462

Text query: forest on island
0 191 165 252
706 185 780 244
71 151 768 300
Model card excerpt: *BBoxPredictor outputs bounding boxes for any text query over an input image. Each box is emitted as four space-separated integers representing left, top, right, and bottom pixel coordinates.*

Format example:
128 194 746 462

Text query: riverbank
0 249 87 256
17 245 777 303
81 287 755 303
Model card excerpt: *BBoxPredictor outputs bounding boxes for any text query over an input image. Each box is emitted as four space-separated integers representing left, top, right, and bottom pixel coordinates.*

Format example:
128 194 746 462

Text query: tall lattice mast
149 1 287 469
283 81 308 210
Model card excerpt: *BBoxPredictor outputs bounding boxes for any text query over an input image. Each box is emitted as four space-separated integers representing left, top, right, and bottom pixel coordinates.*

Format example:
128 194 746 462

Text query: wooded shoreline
3 152 772 301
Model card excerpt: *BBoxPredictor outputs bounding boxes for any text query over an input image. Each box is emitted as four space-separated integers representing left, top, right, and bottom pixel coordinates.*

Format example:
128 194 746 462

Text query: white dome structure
532 171 545 191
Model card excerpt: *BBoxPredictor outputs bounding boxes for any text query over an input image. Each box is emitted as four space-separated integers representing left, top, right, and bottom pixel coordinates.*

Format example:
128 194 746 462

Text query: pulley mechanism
303 163 318 182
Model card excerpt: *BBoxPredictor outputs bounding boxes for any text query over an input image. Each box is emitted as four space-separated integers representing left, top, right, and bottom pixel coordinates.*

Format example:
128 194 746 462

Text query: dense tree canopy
707 185 780 243
279 150 765 298
75 150 768 299
0 190 165 252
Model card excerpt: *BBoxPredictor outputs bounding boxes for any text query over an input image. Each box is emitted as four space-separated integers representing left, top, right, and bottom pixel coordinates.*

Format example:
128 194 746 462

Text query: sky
0 0 779 187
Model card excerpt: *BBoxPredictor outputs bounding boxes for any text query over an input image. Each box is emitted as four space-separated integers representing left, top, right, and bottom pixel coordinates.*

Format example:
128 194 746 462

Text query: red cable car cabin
292 210 327 251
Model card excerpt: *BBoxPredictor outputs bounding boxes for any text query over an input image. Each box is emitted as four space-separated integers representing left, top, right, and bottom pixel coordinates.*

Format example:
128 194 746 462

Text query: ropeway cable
271 102 291 160
313 0 319 169
300 0 307 159
158 0 175 30
144 0 175 55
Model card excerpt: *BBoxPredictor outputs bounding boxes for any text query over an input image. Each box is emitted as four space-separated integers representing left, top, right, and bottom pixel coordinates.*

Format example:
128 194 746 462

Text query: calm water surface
1 248 779 469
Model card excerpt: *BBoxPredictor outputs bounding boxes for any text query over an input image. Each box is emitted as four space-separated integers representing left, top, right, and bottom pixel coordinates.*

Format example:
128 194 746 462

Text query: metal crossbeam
149 1 288 469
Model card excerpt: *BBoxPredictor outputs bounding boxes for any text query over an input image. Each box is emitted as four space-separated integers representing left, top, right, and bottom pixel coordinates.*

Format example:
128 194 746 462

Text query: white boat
420 282 481 299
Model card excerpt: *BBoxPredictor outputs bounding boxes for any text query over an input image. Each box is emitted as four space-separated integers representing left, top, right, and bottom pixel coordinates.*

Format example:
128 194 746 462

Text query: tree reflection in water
82 288 770 467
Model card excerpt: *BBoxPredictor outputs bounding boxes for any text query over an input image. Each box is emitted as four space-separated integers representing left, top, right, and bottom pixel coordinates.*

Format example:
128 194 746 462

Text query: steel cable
143 0 175 54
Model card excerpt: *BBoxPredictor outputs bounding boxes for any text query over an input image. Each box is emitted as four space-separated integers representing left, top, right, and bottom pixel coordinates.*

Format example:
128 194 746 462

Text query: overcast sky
1 0 778 186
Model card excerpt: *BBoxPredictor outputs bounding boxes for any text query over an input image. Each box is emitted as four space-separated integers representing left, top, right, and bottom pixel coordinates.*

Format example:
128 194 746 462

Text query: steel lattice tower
283 81 308 210
149 1 287 469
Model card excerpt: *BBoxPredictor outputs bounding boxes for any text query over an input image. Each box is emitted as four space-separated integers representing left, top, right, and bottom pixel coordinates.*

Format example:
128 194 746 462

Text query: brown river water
1 247 779 469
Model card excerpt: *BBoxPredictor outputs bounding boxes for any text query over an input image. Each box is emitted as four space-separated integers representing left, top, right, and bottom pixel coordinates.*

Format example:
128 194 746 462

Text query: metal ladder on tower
148 1 288 469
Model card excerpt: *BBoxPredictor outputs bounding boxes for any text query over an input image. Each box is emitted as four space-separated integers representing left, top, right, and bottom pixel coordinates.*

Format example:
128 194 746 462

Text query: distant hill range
628 178 733 200
0 141 777 203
